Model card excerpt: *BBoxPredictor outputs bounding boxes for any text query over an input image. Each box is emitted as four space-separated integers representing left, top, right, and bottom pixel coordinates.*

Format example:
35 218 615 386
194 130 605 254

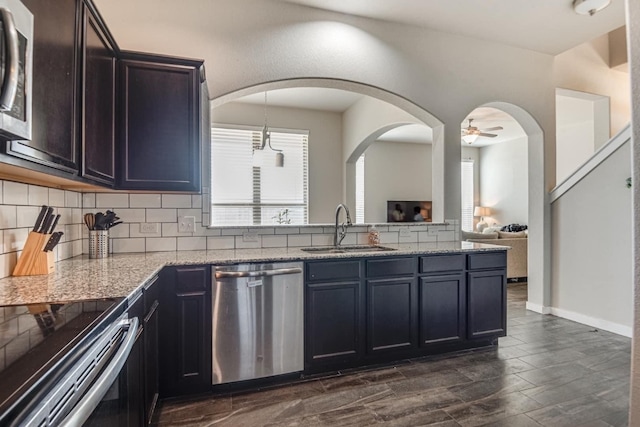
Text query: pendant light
257 91 284 167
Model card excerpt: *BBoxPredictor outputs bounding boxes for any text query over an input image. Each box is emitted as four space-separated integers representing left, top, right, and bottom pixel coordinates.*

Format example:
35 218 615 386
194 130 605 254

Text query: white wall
461 146 481 228
211 102 343 223
479 137 529 226
364 141 432 223
554 32 631 138
551 140 632 335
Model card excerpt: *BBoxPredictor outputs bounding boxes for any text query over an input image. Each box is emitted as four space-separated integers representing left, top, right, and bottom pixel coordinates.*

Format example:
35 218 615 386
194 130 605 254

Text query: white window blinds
461 160 474 231
210 126 309 226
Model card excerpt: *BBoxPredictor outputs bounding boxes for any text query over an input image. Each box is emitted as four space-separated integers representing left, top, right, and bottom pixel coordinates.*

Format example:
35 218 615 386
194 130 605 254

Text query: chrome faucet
334 203 352 247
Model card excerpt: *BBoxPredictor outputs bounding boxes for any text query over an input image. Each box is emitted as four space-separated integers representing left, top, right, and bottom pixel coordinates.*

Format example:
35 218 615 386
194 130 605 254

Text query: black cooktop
0 297 126 420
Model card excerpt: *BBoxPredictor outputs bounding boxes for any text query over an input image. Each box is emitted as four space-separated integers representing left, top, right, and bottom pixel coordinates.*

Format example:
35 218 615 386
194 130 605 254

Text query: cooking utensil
84 213 95 231
43 232 63 252
94 212 105 230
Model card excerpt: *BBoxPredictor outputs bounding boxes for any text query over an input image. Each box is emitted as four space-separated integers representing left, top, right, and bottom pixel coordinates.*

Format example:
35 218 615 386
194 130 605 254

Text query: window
355 153 365 223
210 126 308 226
461 160 474 231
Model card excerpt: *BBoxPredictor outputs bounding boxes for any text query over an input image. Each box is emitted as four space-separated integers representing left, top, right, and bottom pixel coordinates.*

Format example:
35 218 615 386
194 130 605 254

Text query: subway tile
191 195 202 209
177 236 206 251
3 228 28 253
0 182 3 204
56 208 72 226
234 236 261 249
161 223 180 237
27 185 49 206
56 241 74 261
276 227 298 234
261 235 287 248
0 206 17 229
202 193 210 213
201 213 210 227
111 238 145 253
193 224 220 237
207 236 235 250
399 231 418 243
177 208 201 218
299 227 324 234
220 228 246 236
379 232 399 244
0 230 3 253
130 223 161 238
48 189 65 207
147 209 177 223
129 194 162 208
109 224 130 239
146 237 177 252
82 193 96 209
418 231 437 243
162 194 191 208
311 234 333 246
287 234 311 247
16 206 40 229
253 228 275 235
64 191 80 208
340 233 357 245
72 240 83 258
437 231 455 242
96 193 130 208
71 208 82 225
3 182 28 205
115 208 145 224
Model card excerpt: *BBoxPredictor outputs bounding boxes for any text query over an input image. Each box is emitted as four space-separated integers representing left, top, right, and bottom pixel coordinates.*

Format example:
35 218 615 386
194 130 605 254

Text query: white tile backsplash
3 182 28 205
28 185 49 206
288 234 311 247
207 236 235 250
146 237 177 252
147 209 177 223
162 194 191 208
82 193 96 209
111 238 145 253
16 206 39 229
261 235 287 248
177 236 206 251
0 205 17 229
130 194 162 208
96 193 129 208
116 208 146 224
48 189 65 207
64 191 80 208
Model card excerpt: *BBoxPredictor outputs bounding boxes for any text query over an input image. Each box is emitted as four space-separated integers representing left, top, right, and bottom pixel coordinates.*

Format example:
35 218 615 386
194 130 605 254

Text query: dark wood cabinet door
419 273 466 346
117 55 202 191
81 3 116 185
159 266 211 397
125 328 144 427
467 269 507 339
305 281 363 368
6 0 79 173
366 277 418 355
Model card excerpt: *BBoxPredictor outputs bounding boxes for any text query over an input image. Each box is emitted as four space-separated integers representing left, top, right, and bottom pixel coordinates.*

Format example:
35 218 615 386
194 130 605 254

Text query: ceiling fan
461 118 503 144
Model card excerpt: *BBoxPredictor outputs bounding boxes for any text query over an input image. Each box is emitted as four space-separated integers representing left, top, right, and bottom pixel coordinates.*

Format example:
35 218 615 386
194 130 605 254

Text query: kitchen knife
48 214 61 234
39 208 55 234
33 205 48 232
44 232 63 252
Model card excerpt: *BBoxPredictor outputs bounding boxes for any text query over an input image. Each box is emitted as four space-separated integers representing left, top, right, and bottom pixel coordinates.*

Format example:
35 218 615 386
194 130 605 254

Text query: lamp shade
462 134 479 144
474 206 490 217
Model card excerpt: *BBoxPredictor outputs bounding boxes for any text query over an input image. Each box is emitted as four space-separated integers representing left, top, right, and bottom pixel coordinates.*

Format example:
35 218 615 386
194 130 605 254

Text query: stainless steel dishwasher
212 262 304 384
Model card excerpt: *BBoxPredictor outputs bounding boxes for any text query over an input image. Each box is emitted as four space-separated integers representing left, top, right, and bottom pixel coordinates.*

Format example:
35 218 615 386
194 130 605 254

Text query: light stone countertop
0 241 508 306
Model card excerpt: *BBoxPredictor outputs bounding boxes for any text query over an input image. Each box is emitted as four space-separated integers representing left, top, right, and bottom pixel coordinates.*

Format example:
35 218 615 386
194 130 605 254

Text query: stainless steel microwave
0 0 32 141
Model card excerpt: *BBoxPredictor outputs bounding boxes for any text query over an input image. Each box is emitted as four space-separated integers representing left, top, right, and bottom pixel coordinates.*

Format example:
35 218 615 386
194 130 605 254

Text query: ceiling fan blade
478 132 497 138
481 126 503 132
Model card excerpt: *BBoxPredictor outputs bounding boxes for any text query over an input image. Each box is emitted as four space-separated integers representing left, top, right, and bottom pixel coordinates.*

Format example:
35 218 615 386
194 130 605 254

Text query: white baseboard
525 301 551 314
549 307 632 338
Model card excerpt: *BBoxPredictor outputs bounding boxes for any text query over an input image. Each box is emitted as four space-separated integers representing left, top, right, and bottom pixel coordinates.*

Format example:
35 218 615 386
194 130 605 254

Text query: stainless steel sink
300 245 397 254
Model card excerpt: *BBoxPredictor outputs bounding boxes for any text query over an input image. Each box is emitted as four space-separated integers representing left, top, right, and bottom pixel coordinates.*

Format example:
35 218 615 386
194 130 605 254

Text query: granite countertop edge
0 242 507 306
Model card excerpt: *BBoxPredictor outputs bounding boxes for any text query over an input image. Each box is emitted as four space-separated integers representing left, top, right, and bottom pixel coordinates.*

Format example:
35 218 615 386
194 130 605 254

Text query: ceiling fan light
573 0 611 16
462 134 479 144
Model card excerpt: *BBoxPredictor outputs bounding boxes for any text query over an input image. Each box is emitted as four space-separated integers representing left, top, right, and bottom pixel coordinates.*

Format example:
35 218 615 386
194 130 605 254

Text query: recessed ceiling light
573 0 611 16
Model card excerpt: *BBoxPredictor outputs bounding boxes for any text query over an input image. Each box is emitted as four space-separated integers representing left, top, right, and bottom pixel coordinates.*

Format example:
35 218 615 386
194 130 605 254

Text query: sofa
461 230 528 281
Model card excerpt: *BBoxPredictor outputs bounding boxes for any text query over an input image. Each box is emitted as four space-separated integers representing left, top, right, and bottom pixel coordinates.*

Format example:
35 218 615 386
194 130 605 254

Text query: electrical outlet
140 223 159 233
242 232 259 242
399 228 412 238
178 216 196 233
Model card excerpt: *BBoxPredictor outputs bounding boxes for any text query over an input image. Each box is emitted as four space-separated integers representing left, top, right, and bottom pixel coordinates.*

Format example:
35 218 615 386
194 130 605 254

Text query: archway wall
205 3 557 308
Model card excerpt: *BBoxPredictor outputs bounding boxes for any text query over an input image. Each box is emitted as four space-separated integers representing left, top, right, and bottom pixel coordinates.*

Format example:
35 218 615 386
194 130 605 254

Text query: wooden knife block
13 231 56 276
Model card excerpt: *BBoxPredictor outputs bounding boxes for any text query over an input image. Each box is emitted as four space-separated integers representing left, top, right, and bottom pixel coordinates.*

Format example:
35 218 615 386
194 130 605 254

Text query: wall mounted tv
387 201 432 223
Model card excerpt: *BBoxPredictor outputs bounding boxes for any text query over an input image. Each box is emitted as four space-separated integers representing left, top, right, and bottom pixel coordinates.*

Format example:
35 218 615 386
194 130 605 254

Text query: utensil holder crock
89 230 109 259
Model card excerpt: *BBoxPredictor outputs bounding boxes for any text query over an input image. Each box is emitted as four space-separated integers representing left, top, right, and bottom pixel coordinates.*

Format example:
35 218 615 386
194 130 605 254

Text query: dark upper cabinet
117 53 203 192
80 2 116 185
159 265 212 397
5 0 80 173
419 273 466 345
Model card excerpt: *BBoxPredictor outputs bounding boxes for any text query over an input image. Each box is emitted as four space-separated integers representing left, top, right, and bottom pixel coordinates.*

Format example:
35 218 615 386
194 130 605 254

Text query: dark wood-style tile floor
154 284 631 426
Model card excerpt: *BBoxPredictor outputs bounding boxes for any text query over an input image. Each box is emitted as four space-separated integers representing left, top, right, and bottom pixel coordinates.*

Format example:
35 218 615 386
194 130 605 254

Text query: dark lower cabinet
117 53 203 191
143 278 160 425
126 326 144 427
419 273 466 345
366 277 417 355
467 269 507 339
159 266 212 397
305 281 363 369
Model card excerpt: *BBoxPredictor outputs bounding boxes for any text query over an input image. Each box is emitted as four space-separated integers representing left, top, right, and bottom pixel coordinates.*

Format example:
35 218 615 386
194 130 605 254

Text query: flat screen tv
387 200 432 223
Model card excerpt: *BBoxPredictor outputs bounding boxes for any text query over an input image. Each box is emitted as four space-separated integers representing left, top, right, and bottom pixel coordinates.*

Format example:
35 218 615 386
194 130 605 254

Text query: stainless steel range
212 262 304 385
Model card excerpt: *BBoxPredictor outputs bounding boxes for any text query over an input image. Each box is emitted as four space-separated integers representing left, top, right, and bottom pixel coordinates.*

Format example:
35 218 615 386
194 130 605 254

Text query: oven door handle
0 7 19 112
59 316 139 427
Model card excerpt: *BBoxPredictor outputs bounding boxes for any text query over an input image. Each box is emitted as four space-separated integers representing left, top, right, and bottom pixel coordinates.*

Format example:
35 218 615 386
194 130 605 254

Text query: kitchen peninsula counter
0 241 507 306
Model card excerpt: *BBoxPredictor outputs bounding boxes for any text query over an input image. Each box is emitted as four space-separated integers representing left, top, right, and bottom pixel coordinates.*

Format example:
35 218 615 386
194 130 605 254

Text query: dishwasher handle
215 267 302 279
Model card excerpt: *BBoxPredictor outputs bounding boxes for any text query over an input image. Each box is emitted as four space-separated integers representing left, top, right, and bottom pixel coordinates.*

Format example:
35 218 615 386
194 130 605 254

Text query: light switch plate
178 216 196 233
